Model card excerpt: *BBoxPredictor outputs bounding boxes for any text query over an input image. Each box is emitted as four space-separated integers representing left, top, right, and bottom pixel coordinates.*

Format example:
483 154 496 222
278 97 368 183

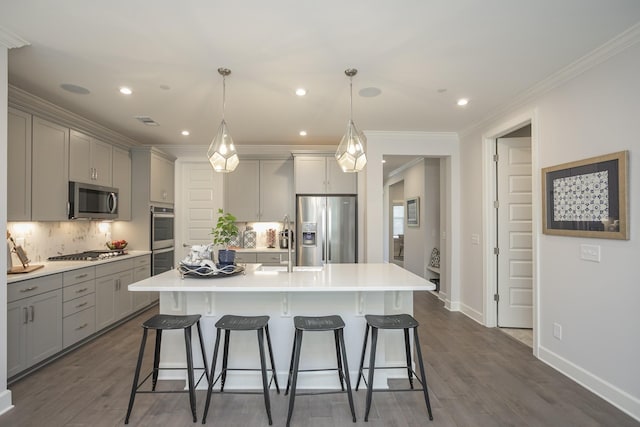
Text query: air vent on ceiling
134 116 160 126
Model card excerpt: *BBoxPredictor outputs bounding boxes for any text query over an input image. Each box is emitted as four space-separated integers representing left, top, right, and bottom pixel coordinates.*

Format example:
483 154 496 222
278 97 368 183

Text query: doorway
390 180 405 267
493 125 533 346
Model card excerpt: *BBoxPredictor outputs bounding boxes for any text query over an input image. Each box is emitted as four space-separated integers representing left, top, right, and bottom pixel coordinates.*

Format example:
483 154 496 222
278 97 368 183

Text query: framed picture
542 151 628 240
406 197 420 227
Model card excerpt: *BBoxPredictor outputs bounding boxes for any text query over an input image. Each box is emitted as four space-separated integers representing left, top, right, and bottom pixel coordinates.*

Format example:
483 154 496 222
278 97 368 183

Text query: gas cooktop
48 249 128 261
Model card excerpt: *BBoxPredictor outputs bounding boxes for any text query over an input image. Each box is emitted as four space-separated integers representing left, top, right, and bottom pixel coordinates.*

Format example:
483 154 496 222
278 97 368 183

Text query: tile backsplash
7 221 113 263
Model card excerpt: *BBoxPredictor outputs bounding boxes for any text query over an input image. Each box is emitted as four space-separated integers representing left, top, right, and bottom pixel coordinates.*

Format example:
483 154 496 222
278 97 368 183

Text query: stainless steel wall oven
151 206 174 275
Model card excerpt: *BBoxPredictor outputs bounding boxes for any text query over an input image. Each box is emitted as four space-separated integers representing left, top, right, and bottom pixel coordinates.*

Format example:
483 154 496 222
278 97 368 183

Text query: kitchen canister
228 233 242 248
243 230 257 248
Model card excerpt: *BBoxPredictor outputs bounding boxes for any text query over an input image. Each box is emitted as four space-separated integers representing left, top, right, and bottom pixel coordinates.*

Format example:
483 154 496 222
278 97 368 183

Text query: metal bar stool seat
202 315 280 425
356 314 434 422
285 315 356 427
125 314 209 424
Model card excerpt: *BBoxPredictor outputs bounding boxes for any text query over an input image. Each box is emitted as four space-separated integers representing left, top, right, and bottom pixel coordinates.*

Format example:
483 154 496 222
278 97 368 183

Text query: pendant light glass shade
335 68 367 173
207 68 239 173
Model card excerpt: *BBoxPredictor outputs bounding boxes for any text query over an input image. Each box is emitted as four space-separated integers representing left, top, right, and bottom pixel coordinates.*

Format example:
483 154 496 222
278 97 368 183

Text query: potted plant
210 208 239 266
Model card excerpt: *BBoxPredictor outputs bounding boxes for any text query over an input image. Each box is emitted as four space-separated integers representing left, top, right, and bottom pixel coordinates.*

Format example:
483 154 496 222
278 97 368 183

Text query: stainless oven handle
152 213 175 218
108 192 117 213
153 247 174 255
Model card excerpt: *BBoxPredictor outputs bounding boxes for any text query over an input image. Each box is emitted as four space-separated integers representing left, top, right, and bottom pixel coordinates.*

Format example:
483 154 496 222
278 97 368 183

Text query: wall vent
134 116 160 126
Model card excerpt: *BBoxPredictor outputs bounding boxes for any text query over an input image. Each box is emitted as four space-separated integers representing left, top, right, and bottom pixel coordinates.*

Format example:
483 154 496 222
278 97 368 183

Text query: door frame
481 110 540 355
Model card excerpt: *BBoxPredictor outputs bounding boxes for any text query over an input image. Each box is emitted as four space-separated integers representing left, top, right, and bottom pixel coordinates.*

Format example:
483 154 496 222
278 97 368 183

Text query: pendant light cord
349 75 353 121
222 74 226 121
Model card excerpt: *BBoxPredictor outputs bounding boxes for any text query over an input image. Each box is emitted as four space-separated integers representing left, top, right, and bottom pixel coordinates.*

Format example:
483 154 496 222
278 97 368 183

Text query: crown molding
0 26 30 49
459 22 640 138
161 143 336 159
8 85 142 149
388 157 425 179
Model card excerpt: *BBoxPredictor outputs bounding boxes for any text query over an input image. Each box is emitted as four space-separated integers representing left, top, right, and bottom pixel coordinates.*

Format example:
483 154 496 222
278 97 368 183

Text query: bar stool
125 314 209 424
201 315 280 425
356 314 433 422
285 315 356 427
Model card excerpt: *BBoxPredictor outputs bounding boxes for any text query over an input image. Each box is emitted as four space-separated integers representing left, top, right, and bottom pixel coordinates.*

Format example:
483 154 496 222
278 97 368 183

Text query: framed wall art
406 196 420 227
542 151 628 240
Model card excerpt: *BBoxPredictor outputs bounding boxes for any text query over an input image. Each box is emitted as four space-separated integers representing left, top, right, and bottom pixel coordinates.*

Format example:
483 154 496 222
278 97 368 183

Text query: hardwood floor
1 292 638 427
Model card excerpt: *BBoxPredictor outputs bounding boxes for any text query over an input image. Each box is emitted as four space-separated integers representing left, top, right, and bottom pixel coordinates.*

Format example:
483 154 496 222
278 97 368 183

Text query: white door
497 137 533 328
179 161 224 251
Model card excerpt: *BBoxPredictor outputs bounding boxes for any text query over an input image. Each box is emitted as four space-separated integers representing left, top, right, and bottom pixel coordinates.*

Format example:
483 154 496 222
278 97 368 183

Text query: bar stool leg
152 329 162 391
220 329 231 392
364 327 378 422
202 328 222 424
196 320 210 383
264 324 280 393
286 329 303 427
285 333 297 395
413 327 434 420
257 328 273 425
125 328 148 424
355 324 370 391
184 326 197 422
403 328 414 389
334 330 345 391
338 329 357 423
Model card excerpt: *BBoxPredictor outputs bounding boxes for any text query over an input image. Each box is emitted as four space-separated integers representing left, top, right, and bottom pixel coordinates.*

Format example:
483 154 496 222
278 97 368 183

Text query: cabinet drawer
63 281 96 302
132 255 151 267
63 307 96 348
96 258 134 277
63 293 96 317
257 253 287 264
235 253 257 263
8 274 62 303
63 267 95 287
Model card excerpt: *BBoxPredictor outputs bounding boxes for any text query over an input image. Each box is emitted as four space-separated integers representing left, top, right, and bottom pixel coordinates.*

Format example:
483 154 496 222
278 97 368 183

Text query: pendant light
335 68 367 173
207 67 239 173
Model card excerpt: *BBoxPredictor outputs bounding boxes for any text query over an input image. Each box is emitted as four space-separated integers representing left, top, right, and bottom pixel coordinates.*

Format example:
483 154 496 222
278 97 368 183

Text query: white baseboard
459 302 484 324
538 346 640 422
0 390 13 416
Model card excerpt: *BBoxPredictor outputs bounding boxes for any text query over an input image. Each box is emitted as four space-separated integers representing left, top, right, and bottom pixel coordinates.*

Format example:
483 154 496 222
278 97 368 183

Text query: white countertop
6 250 152 284
128 263 435 293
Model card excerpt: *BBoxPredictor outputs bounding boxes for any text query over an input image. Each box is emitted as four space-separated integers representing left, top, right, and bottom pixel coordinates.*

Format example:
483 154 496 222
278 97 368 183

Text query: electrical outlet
471 234 480 245
580 244 601 262
553 323 562 340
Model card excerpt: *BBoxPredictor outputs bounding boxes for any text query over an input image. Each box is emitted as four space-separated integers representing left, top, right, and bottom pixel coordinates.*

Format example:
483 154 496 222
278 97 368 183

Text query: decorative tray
177 263 245 279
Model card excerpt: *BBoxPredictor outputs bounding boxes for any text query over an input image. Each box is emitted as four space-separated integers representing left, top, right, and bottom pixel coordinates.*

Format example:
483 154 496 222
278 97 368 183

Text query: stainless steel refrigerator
296 195 357 266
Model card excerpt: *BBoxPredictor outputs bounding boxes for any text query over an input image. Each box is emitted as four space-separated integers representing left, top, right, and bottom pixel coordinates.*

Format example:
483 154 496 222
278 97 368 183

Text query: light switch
580 244 601 262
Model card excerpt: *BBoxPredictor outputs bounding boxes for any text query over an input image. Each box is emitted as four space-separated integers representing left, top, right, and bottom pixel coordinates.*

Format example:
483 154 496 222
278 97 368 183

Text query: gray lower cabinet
95 258 137 331
62 267 96 348
7 274 63 378
235 251 289 266
132 256 152 311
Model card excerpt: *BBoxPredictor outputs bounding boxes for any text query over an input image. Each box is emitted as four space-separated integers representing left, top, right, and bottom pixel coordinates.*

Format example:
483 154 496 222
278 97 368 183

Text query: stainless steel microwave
68 181 119 220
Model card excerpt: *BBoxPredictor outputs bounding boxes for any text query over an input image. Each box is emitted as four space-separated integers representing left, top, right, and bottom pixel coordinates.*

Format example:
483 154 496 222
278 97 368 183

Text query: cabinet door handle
75 287 89 294
20 286 38 293
23 307 28 324
76 302 89 308
75 323 88 330
75 273 88 279
30 305 35 322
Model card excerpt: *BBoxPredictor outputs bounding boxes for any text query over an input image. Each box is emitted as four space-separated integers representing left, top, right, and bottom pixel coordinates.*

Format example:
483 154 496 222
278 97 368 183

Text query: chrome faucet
283 214 293 272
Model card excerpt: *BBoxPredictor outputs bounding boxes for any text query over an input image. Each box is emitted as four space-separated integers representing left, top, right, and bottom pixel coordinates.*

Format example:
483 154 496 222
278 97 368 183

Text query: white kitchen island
128 263 435 389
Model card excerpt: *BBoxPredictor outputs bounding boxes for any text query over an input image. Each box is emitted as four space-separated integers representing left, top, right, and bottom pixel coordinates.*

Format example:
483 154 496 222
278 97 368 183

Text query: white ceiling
2 0 640 153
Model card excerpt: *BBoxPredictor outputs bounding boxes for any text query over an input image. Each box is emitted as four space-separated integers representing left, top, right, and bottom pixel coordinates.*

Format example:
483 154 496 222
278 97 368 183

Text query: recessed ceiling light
299 130 307 136
381 159 386 163
119 87 133 95
181 130 190 136
60 83 90 95
457 98 469 106
295 88 307 97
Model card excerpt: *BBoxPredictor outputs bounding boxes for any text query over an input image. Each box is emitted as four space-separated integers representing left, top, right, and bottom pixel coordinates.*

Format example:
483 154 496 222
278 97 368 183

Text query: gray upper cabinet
150 152 175 204
31 117 70 221
69 130 113 187
7 108 32 221
225 159 293 222
112 146 132 220
294 155 357 194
